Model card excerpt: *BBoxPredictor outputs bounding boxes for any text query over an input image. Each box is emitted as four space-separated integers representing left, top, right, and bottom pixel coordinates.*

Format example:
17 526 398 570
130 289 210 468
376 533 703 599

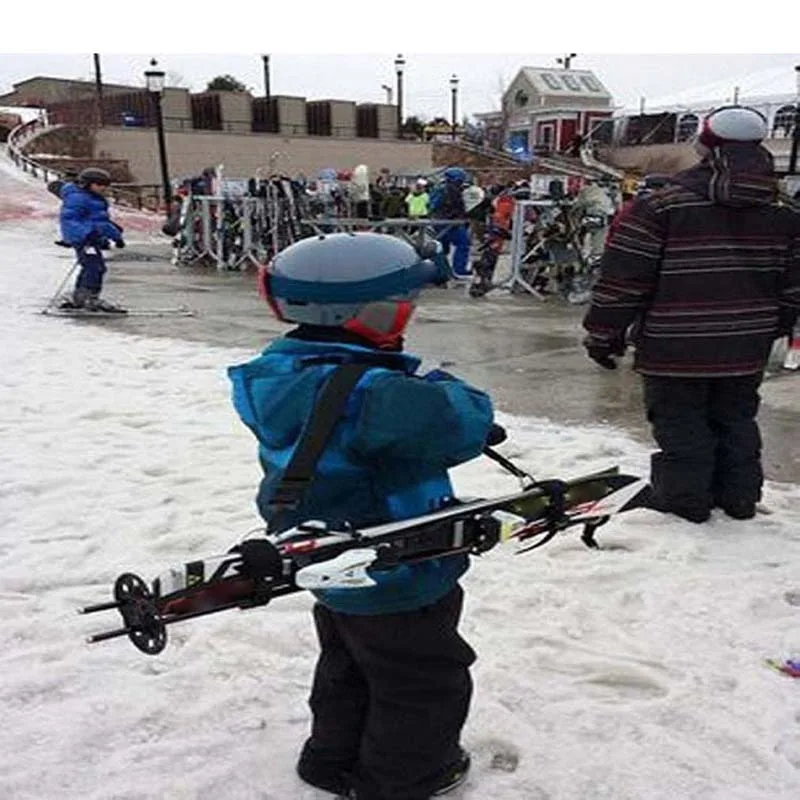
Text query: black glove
584 334 626 370
777 306 798 340
228 539 282 580
486 423 507 447
115 239 126 249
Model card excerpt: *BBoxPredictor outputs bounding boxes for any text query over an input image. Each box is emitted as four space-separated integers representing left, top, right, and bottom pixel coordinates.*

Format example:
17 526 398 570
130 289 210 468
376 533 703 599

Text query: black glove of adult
486 423 507 446
584 334 626 370
228 538 282 580
115 239 126 249
777 306 798 340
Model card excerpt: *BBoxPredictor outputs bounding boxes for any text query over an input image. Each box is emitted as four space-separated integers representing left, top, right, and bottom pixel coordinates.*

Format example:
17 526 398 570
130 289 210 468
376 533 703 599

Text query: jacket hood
671 142 777 208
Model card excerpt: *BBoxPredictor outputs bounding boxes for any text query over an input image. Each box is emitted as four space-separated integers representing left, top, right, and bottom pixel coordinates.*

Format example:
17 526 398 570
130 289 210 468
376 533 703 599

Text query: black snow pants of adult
643 374 764 518
298 586 476 800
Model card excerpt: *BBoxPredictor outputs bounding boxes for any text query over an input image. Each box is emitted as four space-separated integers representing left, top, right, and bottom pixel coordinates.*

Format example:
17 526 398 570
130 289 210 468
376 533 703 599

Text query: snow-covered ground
2 155 800 800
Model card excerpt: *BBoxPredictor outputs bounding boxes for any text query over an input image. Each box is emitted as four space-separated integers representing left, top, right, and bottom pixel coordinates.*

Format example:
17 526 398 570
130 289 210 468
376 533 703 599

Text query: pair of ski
81 466 648 656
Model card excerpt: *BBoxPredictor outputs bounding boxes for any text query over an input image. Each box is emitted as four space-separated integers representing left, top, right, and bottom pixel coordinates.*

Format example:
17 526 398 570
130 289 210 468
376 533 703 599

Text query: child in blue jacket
58 167 126 312
228 232 497 800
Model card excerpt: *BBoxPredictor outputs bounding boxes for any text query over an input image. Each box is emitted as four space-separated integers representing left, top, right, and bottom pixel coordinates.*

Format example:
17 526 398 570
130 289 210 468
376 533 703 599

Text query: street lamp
381 84 393 105
144 58 172 217
789 64 800 176
262 54 271 102
450 74 459 141
395 54 405 138
557 53 577 70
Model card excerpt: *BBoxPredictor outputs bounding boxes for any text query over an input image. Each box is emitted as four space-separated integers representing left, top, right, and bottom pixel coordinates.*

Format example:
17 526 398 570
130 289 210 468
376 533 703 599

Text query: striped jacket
584 144 800 377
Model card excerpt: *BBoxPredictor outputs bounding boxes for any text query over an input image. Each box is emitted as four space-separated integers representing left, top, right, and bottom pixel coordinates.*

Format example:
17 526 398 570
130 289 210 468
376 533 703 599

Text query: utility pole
789 65 800 176
93 53 104 126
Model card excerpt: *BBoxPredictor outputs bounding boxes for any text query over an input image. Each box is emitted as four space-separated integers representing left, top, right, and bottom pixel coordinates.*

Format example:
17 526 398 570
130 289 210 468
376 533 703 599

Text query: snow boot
296 741 353 796
84 292 127 314
341 749 470 799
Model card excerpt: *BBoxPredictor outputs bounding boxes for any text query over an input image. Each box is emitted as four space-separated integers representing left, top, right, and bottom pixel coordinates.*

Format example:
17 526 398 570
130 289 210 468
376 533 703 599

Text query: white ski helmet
695 106 768 156
258 232 447 348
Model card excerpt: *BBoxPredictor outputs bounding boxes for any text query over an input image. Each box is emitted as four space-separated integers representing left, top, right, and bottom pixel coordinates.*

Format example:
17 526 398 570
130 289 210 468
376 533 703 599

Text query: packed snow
2 154 800 800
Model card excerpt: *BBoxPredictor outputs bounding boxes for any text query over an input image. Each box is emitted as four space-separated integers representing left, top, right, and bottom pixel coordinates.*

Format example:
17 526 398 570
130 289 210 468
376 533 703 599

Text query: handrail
5 118 165 212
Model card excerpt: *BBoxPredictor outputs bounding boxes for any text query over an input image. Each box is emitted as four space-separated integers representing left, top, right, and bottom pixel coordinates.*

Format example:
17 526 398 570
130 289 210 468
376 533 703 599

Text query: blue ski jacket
59 183 123 247
228 338 494 615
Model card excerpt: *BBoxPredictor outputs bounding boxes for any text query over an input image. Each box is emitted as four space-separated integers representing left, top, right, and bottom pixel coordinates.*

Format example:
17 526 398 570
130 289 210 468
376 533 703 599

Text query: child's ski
42 306 195 318
80 468 647 655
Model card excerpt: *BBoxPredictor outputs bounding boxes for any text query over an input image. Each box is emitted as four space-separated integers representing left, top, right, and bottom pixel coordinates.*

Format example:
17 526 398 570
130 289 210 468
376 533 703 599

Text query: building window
676 113 699 143
562 74 581 92
514 89 529 108
541 73 563 91
773 105 796 138
580 75 601 92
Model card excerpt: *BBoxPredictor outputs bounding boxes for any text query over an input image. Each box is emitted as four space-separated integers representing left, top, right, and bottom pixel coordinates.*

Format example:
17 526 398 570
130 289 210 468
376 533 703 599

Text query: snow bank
2 157 800 799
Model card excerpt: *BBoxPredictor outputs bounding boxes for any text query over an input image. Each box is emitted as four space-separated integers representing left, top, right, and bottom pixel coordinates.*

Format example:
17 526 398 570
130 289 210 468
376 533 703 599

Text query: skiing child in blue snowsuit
227 232 498 800
58 167 126 312
431 167 471 279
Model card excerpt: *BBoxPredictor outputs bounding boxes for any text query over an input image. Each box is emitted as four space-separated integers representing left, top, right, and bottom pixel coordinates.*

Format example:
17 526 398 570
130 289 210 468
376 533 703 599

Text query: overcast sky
1 53 797 120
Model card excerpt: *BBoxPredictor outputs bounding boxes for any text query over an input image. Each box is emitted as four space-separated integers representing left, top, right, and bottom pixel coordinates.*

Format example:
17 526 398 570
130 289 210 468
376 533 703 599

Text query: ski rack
171 184 307 271
503 199 592 300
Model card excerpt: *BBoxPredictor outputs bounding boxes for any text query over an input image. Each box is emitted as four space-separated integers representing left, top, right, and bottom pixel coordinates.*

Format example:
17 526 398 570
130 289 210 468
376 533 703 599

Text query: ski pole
43 257 80 312
483 446 535 486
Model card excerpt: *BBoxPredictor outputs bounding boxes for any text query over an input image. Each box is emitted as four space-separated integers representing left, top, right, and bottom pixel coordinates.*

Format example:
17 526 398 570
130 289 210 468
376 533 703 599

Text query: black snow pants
643 374 763 518
298 586 475 800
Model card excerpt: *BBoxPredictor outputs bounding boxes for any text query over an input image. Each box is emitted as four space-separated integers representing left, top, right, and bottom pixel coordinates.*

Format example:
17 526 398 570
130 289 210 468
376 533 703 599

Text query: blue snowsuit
228 336 494 615
433 181 470 278
59 183 123 293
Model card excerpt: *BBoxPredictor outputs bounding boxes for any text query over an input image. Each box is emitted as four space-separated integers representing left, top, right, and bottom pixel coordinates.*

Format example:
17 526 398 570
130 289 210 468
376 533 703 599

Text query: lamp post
93 53 104 126
394 53 405 138
144 59 172 217
557 53 577 70
381 84 393 105
789 64 800 176
450 74 459 141
262 54 271 102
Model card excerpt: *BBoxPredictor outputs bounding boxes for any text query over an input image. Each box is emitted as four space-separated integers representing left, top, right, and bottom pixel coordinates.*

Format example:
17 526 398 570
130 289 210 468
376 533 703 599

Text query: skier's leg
709 374 763 519
437 227 453 264
341 586 475 800
71 246 107 306
643 376 716 522
298 603 368 794
451 224 471 278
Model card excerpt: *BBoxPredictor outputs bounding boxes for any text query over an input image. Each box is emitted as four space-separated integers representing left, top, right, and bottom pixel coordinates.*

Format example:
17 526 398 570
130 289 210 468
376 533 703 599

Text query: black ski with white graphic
81 467 647 655
42 305 195 318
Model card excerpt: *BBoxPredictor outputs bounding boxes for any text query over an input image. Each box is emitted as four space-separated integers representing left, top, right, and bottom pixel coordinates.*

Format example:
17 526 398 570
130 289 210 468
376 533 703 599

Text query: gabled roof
519 67 612 101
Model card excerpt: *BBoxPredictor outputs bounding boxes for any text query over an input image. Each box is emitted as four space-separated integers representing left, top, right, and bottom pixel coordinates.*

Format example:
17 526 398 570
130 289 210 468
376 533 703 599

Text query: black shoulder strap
269 363 373 510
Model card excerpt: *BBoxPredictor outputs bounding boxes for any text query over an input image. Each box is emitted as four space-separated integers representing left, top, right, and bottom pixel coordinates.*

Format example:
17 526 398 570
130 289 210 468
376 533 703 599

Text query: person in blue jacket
430 167 471 280
58 167 126 312
227 232 499 800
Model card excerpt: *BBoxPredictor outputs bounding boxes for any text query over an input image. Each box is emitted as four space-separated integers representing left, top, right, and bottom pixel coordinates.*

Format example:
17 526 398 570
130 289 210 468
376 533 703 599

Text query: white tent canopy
625 67 799 115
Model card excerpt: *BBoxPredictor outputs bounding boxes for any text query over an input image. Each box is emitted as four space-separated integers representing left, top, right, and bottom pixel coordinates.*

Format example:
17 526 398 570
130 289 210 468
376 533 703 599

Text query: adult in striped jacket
582 106 800 524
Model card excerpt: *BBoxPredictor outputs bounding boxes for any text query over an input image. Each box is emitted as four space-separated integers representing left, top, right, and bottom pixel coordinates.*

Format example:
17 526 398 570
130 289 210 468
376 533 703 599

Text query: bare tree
166 71 186 88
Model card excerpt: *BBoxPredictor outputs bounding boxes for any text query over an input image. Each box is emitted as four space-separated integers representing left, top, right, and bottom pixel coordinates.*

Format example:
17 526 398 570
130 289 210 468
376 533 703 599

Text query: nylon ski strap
270 363 372 509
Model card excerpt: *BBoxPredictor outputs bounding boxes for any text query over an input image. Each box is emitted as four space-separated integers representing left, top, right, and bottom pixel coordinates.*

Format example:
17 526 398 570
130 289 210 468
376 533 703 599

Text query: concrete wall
161 88 192 130
95 126 433 181
376 104 397 140
216 92 252 134
326 100 357 137
274 96 306 136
